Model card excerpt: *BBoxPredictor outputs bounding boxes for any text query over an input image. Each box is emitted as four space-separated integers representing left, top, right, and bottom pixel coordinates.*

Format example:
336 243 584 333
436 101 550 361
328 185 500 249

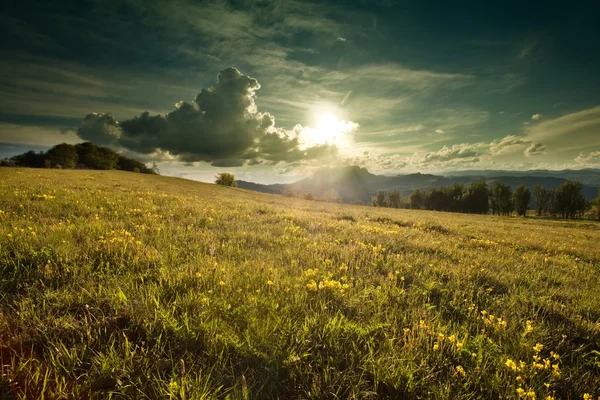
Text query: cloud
524 142 546 157
574 151 600 165
531 113 541 120
75 67 339 166
489 135 530 155
526 106 600 153
0 123 80 147
420 143 481 165
77 113 122 146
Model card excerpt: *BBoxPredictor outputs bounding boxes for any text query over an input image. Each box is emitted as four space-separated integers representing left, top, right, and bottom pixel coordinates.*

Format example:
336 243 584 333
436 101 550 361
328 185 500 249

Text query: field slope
1 168 599 399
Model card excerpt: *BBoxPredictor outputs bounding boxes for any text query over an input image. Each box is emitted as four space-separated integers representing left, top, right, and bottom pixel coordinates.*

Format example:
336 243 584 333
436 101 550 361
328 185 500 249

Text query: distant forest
372 181 599 220
0 142 158 174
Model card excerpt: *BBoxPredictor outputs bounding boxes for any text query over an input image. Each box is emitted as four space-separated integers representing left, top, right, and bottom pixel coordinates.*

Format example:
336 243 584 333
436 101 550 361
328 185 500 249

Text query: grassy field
1 168 599 399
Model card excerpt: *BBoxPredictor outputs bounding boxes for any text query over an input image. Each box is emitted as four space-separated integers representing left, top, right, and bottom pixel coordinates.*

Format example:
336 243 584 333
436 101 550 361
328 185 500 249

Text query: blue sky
1 0 599 183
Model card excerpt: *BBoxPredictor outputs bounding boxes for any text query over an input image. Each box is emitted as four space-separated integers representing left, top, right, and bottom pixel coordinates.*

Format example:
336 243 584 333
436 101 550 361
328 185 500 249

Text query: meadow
0 168 599 399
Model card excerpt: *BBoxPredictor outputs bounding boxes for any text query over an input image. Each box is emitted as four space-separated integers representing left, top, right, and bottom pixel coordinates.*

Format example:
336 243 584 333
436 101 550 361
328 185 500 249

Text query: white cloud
575 151 600 165
524 142 546 157
489 135 530 155
420 143 481 165
526 106 600 152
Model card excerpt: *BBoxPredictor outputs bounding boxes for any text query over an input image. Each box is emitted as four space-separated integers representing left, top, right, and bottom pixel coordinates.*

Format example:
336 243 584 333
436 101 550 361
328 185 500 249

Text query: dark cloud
77 113 121 146
75 67 336 166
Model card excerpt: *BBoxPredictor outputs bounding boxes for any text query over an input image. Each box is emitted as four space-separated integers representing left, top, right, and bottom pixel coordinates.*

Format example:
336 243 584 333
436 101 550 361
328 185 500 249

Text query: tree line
0 142 158 174
373 180 599 220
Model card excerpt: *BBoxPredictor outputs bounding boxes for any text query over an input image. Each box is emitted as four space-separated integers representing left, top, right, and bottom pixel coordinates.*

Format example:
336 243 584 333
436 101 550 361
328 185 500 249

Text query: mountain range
237 166 600 203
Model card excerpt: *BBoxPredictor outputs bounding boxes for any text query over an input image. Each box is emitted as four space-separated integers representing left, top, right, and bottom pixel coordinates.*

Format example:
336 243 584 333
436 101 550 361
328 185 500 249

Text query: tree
533 185 551 217
427 188 446 211
490 182 513 216
512 184 531 217
387 190 401 208
215 172 237 187
409 189 426 209
374 191 387 207
323 189 341 203
592 187 600 220
444 184 465 212
462 180 489 214
555 181 587 219
11 150 45 168
45 143 78 169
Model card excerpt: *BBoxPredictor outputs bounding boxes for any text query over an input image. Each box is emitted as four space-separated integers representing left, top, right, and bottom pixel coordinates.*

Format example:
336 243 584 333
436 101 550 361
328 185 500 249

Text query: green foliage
461 180 489 214
45 143 78 169
594 187 600 220
1 169 599 399
6 142 156 174
555 181 587 219
215 172 237 187
533 184 551 217
303 192 315 201
374 190 387 207
512 184 531 217
490 182 513 216
387 190 401 208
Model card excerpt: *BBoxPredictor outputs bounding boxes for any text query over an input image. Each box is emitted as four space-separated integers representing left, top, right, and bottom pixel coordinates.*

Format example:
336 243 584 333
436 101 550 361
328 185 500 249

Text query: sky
1 0 599 184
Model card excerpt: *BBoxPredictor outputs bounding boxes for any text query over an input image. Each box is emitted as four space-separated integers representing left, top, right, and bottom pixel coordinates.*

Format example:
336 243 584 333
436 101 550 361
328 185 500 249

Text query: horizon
1 1 600 184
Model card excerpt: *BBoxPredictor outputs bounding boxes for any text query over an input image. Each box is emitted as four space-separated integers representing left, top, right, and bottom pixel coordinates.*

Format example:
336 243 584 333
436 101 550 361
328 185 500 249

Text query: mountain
443 169 600 187
237 166 600 203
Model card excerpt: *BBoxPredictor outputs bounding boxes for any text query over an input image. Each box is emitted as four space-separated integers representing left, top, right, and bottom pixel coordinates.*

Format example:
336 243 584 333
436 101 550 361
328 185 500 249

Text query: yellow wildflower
306 280 318 291
525 320 534 334
505 359 517 371
455 365 465 377
533 343 544 353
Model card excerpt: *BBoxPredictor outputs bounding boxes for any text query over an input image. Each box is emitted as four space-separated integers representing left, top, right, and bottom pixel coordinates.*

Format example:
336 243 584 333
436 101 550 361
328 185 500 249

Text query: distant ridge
237 165 600 203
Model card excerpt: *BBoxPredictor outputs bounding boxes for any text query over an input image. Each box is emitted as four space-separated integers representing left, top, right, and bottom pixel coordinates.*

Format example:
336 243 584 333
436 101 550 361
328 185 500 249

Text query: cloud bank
76 67 338 167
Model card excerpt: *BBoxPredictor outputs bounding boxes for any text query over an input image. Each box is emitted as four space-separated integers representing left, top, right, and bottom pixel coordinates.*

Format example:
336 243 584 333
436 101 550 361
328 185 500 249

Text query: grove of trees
1 142 158 174
372 180 594 220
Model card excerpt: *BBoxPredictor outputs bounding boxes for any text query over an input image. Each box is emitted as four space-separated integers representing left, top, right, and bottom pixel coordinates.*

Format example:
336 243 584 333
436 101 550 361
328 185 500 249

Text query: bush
303 192 315 201
215 173 237 187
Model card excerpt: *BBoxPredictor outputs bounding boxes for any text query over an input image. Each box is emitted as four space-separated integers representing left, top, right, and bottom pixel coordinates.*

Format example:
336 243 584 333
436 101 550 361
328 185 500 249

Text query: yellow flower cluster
481 311 507 328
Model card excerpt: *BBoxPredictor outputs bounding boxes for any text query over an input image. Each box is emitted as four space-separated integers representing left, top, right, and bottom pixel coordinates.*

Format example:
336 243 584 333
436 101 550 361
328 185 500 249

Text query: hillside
1 168 599 399
237 166 600 203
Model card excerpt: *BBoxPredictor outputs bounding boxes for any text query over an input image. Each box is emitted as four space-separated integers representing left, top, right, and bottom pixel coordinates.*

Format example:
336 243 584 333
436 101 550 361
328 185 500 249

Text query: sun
297 111 358 149
315 113 340 143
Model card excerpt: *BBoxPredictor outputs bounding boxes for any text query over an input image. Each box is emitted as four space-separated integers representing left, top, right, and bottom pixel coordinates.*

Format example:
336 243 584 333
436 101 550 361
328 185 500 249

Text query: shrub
215 172 237 187
303 192 315 201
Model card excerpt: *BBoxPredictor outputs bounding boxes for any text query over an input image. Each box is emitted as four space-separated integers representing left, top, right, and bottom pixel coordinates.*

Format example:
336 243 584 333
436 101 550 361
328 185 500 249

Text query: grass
0 167 599 399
